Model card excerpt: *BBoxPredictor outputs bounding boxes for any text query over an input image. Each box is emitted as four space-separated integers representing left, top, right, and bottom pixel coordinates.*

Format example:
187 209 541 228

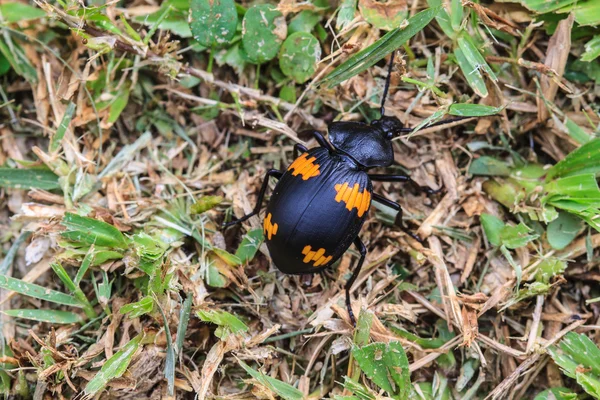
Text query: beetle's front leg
299 130 335 152
369 174 442 195
345 237 367 326
293 143 309 159
372 193 423 243
222 169 283 228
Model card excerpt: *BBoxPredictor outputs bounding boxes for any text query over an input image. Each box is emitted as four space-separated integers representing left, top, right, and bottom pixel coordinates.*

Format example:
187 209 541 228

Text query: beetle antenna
380 51 396 117
397 116 474 133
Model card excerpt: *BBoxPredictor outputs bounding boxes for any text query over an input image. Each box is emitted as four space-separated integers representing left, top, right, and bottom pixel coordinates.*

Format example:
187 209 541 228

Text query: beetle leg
372 193 424 243
346 238 367 327
299 130 335 152
369 174 442 195
293 143 309 159
222 169 283 228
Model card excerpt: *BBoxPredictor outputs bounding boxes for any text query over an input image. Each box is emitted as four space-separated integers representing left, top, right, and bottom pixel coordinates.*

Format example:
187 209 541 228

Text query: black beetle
225 53 465 325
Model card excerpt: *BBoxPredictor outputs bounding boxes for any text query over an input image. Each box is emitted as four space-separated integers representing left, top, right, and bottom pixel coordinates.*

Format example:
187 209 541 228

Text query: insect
224 52 466 325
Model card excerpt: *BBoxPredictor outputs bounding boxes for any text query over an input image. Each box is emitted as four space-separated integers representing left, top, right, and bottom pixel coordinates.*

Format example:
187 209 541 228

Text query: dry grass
0 0 599 399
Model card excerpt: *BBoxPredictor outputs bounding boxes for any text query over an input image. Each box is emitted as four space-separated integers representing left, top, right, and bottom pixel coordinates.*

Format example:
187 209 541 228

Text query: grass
0 0 599 399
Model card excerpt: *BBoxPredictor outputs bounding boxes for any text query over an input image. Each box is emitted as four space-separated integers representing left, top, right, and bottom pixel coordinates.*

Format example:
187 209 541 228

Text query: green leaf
108 88 130 124
564 117 592 144
480 213 504 246
242 4 287 64
0 52 9 76
50 102 76 153
352 341 411 398
189 0 237 47
0 2 46 22
547 212 583 250
454 47 487 97
190 195 223 214
582 35 600 62
0 275 83 307
212 247 242 266
238 360 304 400
534 258 567 284
288 10 321 34
516 0 576 13
84 334 143 397
120 296 154 319
336 0 358 30
448 103 503 117
3 309 82 324
196 309 248 339
235 228 264 264
559 0 600 26
61 212 128 249
546 138 600 180
279 32 321 83
0 168 60 190
468 156 511 176
359 0 407 30
500 222 539 249
279 85 297 103
534 388 578 400
548 332 600 398
321 7 439 87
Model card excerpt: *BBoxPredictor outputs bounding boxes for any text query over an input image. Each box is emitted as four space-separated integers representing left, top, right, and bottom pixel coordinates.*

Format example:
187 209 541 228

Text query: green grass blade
3 309 82 324
0 275 83 307
320 7 439 88
156 300 176 396
454 47 488 97
0 231 31 275
176 294 193 356
238 360 304 400
0 168 60 190
49 102 75 153
448 103 503 116
83 334 143 398
545 138 600 180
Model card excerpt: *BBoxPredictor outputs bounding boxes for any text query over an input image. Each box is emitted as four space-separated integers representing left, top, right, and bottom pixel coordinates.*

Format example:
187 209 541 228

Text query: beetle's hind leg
368 173 442 195
222 169 283 228
346 238 367 326
372 194 424 243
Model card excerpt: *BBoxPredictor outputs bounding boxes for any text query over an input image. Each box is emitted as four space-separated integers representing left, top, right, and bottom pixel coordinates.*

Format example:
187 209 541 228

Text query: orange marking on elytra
301 245 332 267
334 182 371 217
263 213 279 240
288 153 320 180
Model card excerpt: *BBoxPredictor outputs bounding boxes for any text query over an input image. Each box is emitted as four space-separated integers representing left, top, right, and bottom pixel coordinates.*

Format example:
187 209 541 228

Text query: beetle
224 53 466 325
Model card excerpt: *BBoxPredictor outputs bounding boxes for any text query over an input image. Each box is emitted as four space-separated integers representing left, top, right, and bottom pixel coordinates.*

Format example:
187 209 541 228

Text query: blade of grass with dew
352 341 411 398
0 231 31 275
448 103 503 116
454 47 488 97
61 212 128 249
349 309 373 382
49 102 75 153
0 275 83 307
0 168 60 190
74 246 95 286
3 309 82 324
238 360 304 400
156 299 176 396
50 262 97 319
83 334 143 398
197 309 248 339
176 294 193 358
320 7 439 88
545 138 600 180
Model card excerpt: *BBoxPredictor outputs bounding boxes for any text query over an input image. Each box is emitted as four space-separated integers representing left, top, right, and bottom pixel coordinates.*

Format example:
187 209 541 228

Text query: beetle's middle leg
369 173 442 195
222 169 283 228
345 237 367 326
372 193 424 243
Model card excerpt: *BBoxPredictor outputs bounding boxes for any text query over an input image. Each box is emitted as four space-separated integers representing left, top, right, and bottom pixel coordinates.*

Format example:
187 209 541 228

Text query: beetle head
328 116 401 168
371 115 404 139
